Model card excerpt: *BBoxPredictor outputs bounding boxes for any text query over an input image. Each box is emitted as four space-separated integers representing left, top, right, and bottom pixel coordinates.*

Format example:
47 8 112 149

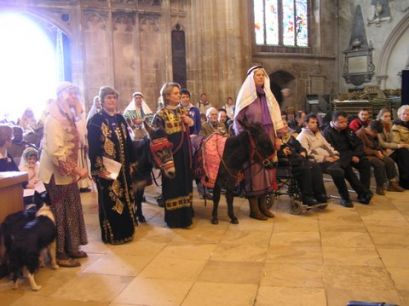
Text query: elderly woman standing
390 105 409 188
39 82 88 267
152 82 194 228
234 66 283 220
87 86 137 244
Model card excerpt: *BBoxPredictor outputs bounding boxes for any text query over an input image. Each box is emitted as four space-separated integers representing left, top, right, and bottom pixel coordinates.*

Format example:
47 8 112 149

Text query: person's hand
74 167 88 179
274 139 282 150
300 151 306 158
283 147 291 156
325 156 336 162
376 151 384 159
180 114 190 125
333 155 340 161
133 118 143 125
98 170 111 180
351 156 360 163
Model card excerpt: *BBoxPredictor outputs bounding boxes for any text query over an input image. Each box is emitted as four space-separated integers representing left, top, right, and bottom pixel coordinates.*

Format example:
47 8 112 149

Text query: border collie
6 204 58 290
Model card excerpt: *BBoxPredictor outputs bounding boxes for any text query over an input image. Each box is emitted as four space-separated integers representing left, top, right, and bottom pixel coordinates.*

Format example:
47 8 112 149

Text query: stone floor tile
198 260 264 284
322 247 383 266
266 245 323 265
255 286 327 306
320 231 374 249
181 282 258 306
112 277 194 306
138 255 207 281
51 274 133 303
261 263 324 288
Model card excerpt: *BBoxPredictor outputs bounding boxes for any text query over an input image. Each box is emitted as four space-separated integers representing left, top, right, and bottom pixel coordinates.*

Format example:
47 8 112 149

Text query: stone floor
1 183 409 306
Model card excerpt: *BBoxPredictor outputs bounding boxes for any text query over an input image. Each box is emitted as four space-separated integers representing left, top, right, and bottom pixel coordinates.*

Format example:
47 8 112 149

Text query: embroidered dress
153 106 193 228
87 110 136 244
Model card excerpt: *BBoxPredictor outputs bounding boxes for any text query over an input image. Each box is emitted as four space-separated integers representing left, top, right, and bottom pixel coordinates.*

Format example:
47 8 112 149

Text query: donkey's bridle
149 137 174 172
248 132 275 169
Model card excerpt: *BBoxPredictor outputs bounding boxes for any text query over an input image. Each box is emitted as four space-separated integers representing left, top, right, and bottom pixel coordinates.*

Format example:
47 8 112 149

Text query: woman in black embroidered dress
152 82 194 228
87 86 137 244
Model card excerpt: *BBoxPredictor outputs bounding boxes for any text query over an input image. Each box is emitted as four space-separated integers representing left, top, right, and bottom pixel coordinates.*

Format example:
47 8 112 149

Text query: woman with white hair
39 82 88 267
152 82 194 228
391 105 409 188
234 65 283 220
199 107 228 137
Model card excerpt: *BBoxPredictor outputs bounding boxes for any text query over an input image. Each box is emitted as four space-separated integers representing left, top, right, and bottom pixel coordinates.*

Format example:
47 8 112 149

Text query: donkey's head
144 121 176 179
239 119 275 168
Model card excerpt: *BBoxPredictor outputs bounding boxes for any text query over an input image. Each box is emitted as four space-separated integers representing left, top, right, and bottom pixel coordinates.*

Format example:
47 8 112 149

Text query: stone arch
269 70 296 107
376 11 409 88
3 9 74 81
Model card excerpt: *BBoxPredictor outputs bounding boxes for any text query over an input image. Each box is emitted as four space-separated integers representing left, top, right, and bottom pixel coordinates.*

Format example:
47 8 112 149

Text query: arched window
253 0 310 52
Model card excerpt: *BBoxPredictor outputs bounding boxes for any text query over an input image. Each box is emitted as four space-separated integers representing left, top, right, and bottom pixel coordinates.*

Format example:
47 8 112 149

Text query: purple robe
234 86 276 197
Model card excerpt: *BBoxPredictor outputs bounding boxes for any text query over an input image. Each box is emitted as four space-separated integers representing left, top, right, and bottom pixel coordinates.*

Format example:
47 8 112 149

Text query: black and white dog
0 202 58 291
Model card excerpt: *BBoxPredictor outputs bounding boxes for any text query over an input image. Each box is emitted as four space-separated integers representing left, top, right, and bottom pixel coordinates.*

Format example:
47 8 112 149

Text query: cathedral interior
0 0 409 305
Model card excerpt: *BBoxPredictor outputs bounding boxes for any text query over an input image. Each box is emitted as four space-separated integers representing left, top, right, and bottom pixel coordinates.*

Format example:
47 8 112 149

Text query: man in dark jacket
323 111 373 204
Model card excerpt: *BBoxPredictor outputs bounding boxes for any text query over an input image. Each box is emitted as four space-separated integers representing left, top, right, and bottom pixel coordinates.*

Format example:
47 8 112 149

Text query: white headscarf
233 66 283 133
123 92 153 115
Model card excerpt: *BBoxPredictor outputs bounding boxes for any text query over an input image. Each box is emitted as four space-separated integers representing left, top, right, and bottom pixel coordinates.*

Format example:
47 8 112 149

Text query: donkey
131 124 176 222
194 120 276 224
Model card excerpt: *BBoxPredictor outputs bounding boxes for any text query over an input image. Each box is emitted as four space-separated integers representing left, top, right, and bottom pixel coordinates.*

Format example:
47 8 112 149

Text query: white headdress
123 91 153 115
233 66 283 133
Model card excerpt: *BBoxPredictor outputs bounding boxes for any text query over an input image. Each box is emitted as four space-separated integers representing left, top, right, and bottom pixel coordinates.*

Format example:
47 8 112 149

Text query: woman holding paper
87 86 137 244
39 82 88 267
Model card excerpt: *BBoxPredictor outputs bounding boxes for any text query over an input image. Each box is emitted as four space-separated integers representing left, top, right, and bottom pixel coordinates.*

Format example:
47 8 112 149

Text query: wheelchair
266 157 319 215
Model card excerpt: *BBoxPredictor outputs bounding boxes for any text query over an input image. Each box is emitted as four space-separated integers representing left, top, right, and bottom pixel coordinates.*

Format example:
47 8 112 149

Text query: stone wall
338 0 409 91
1 0 342 113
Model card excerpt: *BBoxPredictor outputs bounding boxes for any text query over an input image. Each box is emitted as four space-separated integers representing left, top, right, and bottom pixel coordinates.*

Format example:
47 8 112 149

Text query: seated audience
349 108 370 132
377 108 409 189
19 147 41 188
0 124 19 172
391 105 409 188
298 114 355 207
180 88 201 135
288 110 306 134
197 92 211 114
323 111 372 204
278 119 327 205
18 107 37 131
19 147 45 204
356 120 404 195
200 107 228 137
8 126 26 165
218 108 231 134
223 96 235 119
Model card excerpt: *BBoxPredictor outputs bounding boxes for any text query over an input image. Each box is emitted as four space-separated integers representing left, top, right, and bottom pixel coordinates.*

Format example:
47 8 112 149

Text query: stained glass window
254 0 309 48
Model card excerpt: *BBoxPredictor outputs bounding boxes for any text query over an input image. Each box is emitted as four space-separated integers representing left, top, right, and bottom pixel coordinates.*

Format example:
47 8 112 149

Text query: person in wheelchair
277 120 328 206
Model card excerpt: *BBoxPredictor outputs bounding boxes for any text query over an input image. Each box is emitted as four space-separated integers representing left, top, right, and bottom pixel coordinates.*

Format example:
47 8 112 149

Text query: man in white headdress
234 65 284 221
123 91 153 139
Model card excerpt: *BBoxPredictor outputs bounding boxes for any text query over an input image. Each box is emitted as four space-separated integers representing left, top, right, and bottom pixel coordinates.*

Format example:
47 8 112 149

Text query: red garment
349 118 369 132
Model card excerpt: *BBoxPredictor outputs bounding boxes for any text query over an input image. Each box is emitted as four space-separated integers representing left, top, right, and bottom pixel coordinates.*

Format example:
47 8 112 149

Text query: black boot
258 196 274 218
248 197 267 220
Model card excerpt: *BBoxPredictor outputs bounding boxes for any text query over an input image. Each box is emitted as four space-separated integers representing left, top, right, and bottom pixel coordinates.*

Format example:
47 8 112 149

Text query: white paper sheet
102 157 122 180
